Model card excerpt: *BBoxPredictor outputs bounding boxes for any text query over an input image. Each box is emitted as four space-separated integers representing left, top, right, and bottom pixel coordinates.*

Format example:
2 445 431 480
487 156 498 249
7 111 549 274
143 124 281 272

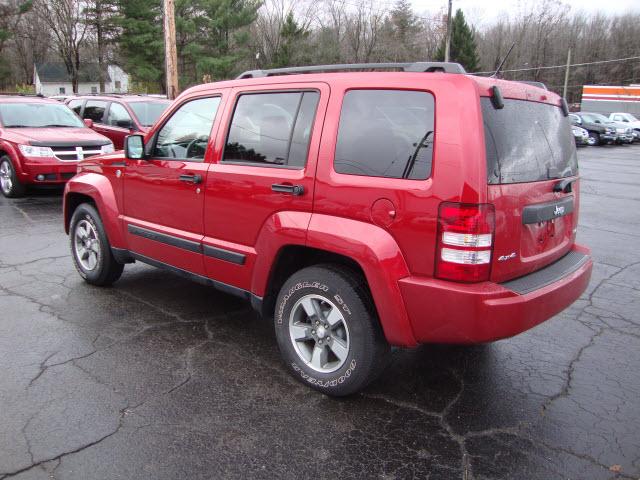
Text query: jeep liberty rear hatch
482 97 579 283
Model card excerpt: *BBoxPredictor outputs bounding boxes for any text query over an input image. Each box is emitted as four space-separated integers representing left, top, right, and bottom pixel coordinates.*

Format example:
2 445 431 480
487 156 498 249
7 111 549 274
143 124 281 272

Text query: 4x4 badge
498 252 517 262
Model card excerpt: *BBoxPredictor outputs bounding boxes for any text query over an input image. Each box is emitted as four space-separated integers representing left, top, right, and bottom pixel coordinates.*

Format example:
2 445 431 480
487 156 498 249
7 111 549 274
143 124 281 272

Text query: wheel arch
255 213 417 347
63 174 125 247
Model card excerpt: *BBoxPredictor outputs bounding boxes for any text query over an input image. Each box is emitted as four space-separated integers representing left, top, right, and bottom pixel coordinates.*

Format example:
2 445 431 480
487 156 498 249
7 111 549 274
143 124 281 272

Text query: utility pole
563 48 572 100
163 0 178 99
444 0 453 62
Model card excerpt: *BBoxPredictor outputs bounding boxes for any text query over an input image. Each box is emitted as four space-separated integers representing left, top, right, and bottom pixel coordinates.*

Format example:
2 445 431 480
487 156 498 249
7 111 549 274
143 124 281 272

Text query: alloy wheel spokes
74 220 100 271
289 294 350 373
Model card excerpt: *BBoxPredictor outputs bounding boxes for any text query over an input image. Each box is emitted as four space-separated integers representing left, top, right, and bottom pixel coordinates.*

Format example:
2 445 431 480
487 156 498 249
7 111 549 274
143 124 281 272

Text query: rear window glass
482 98 578 184
334 90 435 180
84 101 107 123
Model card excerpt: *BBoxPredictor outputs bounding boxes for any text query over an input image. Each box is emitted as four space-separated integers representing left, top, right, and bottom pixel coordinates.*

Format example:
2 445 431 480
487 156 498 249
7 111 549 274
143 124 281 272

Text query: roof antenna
492 42 516 78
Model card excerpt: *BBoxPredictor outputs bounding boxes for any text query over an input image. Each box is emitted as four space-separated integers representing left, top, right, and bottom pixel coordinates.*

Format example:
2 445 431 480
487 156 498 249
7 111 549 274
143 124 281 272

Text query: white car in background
609 113 640 142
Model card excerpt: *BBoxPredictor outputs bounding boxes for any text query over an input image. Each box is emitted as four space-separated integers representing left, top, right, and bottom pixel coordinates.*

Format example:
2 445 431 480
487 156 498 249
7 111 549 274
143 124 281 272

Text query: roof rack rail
0 92 44 97
236 62 466 79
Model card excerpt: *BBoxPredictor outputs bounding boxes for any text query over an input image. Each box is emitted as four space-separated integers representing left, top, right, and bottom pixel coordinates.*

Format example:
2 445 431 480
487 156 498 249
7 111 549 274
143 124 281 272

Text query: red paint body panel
306 214 416 346
62 71 592 348
63 172 125 247
400 245 592 344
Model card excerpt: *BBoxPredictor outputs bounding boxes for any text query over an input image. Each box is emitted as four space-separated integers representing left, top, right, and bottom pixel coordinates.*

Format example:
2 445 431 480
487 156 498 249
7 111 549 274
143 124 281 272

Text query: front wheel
70 203 124 286
0 156 26 198
587 132 600 146
274 265 389 396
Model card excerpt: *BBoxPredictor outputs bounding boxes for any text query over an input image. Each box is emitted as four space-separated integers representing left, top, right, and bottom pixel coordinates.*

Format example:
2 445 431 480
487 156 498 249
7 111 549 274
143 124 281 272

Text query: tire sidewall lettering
290 359 357 389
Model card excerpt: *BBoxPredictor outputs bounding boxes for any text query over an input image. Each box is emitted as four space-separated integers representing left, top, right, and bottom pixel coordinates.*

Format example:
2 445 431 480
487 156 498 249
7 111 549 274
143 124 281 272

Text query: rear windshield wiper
402 131 433 179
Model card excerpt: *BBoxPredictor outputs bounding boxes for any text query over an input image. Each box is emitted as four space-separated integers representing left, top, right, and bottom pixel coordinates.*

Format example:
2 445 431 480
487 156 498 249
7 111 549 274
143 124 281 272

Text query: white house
34 63 130 96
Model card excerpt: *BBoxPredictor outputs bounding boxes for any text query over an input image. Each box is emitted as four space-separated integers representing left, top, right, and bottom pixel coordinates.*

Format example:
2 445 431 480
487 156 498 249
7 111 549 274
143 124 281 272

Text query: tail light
435 202 495 282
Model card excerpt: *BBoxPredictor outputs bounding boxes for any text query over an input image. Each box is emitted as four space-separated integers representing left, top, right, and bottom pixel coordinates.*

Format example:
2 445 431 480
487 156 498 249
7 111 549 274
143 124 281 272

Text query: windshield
622 114 638 122
582 113 609 123
482 98 578 184
129 101 171 127
0 102 84 128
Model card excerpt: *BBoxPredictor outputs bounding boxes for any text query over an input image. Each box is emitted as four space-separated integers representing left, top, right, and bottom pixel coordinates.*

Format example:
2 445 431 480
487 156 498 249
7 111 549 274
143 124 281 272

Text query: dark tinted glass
224 92 318 168
482 98 578 184
84 101 107 123
334 90 435 179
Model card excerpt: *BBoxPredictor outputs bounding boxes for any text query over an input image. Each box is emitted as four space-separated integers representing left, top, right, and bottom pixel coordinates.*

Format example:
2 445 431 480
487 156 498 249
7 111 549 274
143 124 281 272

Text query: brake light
435 202 495 282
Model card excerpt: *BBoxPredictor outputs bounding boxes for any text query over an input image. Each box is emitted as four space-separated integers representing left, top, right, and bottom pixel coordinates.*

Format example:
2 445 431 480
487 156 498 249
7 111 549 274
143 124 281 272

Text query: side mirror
83 119 94 128
622 119 629 123
594 120 601 124
125 134 145 160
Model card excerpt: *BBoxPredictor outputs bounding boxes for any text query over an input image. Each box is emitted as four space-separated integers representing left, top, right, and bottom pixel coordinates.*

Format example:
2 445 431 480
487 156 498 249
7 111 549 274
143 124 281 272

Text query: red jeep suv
63 63 593 395
66 95 171 150
0 95 114 198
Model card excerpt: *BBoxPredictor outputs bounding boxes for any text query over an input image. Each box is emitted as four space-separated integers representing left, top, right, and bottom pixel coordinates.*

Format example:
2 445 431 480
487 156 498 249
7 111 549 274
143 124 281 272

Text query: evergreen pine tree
436 9 479 72
116 0 165 91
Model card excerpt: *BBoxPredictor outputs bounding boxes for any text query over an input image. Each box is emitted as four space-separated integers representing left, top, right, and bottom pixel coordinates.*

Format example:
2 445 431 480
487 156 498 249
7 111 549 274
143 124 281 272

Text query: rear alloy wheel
274 265 389 396
587 132 600 146
70 203 124 286
0 156 26 198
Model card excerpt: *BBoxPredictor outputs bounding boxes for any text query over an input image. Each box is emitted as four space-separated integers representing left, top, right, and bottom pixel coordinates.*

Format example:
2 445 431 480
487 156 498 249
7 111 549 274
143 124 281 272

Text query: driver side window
153 97 220 161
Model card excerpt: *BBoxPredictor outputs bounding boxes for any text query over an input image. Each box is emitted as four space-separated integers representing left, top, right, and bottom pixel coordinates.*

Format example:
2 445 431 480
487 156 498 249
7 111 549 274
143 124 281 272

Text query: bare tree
35 0 90 93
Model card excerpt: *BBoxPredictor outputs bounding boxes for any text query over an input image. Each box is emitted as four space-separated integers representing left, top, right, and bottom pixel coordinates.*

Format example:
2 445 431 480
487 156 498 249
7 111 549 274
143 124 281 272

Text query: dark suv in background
66 95 171 149
569 112 616 146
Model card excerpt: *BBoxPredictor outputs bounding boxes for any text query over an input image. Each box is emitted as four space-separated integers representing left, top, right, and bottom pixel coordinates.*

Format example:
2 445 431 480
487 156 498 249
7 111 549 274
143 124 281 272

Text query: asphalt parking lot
1 145 639 480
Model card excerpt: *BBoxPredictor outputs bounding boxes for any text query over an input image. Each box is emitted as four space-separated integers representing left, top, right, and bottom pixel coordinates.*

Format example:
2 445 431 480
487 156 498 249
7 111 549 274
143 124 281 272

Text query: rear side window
68 99 83 115
84 101 107 123
224 91 319 168
482 98 578 184
334 90 435 180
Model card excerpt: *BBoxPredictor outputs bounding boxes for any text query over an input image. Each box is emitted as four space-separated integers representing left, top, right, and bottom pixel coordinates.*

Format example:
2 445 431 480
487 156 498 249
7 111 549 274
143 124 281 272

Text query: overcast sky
409 0 640 26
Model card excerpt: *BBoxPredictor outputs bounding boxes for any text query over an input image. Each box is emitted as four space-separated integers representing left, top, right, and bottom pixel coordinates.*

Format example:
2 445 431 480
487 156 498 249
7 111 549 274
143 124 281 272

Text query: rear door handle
272 183 304 196
179 174 202 184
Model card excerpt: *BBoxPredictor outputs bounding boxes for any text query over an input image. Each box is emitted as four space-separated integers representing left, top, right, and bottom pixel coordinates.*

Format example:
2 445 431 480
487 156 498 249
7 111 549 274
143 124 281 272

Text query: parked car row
569 111 639 146
0 94 171 197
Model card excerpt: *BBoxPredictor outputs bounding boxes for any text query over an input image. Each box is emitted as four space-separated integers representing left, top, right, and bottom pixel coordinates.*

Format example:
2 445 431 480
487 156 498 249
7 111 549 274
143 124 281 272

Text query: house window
91 86 98 94
115 81 121 91
59 87 66 94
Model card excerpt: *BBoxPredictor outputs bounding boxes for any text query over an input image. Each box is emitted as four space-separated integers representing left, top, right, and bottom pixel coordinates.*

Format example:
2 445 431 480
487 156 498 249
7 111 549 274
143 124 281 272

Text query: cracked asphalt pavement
1 146 639 480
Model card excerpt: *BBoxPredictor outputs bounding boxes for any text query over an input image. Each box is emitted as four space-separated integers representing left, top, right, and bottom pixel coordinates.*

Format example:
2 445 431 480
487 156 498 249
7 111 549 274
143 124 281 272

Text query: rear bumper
20 161 78 184
399 244 592 344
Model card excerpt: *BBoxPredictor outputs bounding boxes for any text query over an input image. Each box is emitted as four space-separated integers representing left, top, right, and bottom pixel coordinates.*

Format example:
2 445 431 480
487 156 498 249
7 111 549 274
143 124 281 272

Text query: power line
473 55 640 75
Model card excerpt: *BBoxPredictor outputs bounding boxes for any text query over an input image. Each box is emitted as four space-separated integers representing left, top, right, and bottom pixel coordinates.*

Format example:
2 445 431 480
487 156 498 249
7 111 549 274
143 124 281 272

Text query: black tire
0 156 26 198
274 264 389 396
587 131 601 146
69 203 124 286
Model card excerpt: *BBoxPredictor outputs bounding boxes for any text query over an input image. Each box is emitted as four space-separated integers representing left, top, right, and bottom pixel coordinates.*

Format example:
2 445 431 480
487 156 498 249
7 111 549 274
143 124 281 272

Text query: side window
84 101 107 123
153 97 220 161
334 90 435 180
107 103 133 128
68 100 83 115
223 91 319 168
